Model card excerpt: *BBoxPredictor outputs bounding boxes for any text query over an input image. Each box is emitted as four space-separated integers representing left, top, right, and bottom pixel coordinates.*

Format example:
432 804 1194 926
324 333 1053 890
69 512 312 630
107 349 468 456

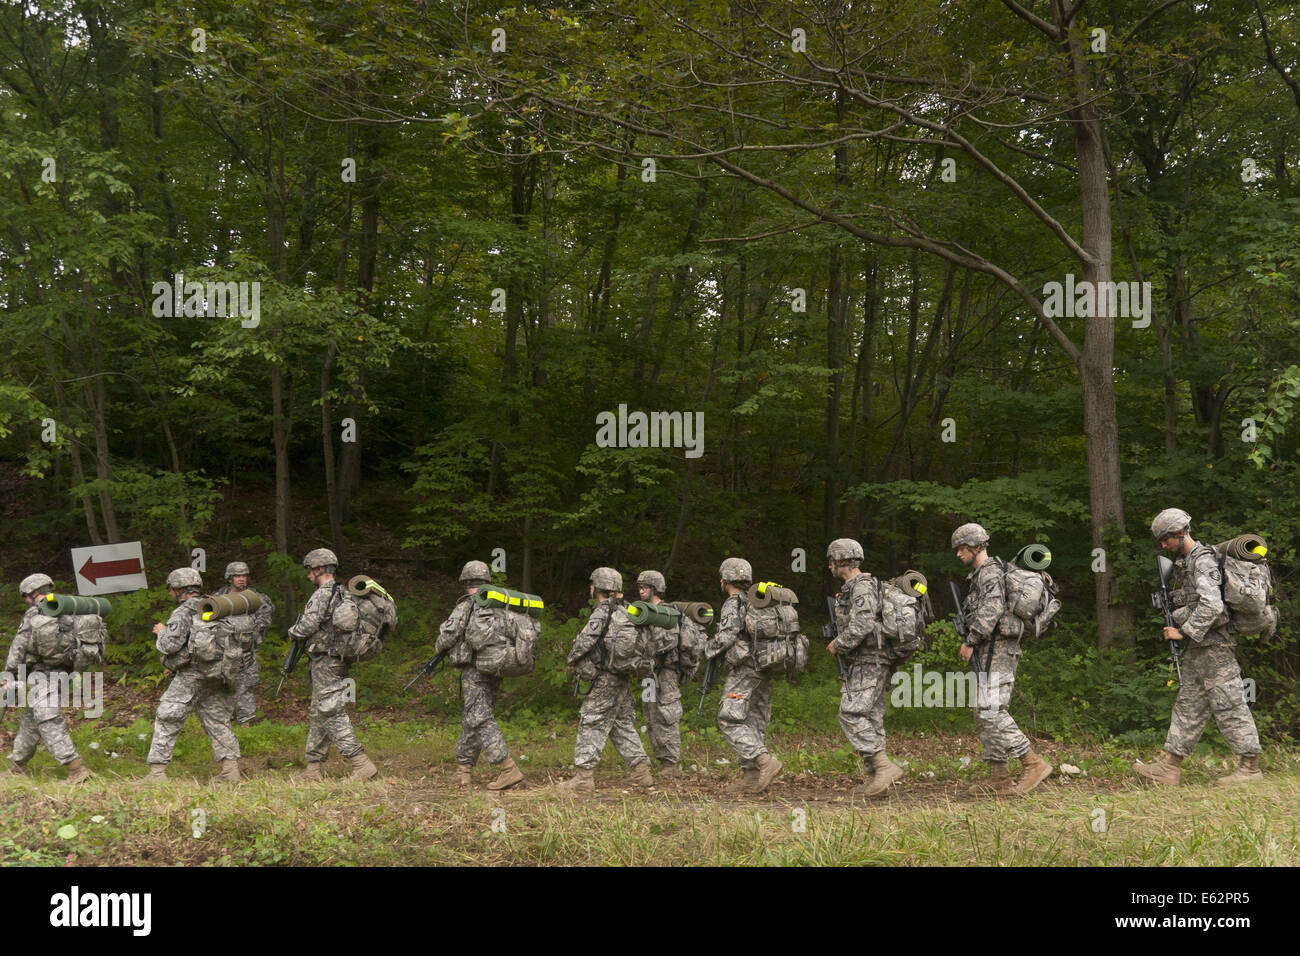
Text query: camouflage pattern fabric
832 571 887 664
716 662 772 769
232 654 260 723
644 666 682 764
971 643 1030 763
573 671 648 770
839 660 894 760
456 666 510 765
146 669 240 763
961 560 1008 646
1164 643 1261 757
155 597 202 671
9 609 79 765
1169 544 1232 647
287 581 345 656
304 653 363 761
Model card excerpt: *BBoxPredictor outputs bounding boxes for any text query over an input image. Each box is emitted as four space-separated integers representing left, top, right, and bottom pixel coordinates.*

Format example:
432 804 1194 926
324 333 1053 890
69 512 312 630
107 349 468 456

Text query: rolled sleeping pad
747 581 798 608
669 601 715 625
889 570 929 596
1014 544 1053 571
39 593 111 617
198 590 263 621
627 601 682 628
348 574 395 602
1214 534 1268 563
473 586 545 618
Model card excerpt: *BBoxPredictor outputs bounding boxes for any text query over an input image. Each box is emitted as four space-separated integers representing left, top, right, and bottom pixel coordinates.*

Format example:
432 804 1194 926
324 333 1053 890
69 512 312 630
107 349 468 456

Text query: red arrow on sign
79 555 143 585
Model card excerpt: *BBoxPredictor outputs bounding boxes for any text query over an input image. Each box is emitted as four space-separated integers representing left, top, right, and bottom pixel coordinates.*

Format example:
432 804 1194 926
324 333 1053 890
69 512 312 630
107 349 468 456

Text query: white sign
71 542 148 595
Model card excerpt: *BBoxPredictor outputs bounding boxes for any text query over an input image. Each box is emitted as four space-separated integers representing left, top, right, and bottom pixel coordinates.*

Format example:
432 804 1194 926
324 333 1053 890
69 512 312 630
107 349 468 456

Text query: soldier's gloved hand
1163 626 1184 642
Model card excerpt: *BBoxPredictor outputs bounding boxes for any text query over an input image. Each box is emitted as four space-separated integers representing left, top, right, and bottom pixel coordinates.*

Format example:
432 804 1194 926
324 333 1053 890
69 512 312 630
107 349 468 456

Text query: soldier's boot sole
1132 760 1180 786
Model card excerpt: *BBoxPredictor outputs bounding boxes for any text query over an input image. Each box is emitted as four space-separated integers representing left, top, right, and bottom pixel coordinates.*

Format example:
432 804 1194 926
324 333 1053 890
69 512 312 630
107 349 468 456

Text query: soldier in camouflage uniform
2 574 91 783
212 561 275 724
436 560 524 791
706 557 783 794
289 548 377 782
636 570 684 778
140 568 242 784
952 524 1052 796
556 568 653 794
1134 509 1263 787
826 539 904 797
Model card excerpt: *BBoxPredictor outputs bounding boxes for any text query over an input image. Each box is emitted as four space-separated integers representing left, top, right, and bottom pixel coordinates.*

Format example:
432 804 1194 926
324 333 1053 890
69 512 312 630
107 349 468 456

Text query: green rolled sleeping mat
1214 534 1268 563
627 601 682 628
39 594 111 617
1013 543 1053 571
669 601 714 625
746 581 798 608
473 585 545 618
198 590 263 621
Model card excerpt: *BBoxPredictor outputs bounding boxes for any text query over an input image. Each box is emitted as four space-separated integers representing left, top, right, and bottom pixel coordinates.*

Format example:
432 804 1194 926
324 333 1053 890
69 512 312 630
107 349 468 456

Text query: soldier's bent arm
433 598 471 654
155 604 195 656
567 603 609 665
965 566 1005 644
254 590 275 632
1180 552 1226 642
288 587 332 641
4 612 35 672
704 595 743 659
833 577 880 654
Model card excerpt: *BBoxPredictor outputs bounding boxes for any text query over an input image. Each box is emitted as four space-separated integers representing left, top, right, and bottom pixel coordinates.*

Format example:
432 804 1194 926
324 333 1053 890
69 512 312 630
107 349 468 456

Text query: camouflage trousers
10 669 78 766
233 651 260 724
644 668 682 765
574 671 648 770
146 669 240 764
971 642 1030 764
456 666 509 766
1164 642 1261 757
305 655 364 762
839 659 895 760
717 663 772 769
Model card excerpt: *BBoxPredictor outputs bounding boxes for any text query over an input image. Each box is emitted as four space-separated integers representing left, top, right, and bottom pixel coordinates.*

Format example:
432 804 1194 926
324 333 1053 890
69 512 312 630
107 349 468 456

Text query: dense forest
1 1 1297 730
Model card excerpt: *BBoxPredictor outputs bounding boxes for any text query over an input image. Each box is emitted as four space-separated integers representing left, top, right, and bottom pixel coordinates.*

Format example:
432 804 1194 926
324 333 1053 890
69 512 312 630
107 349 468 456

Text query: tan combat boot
296 761 324 782
967 761 1014 796
626 761 655 788
556 767 595 795
487 758 524 791
1133 750 1182 786
748 752 783 794
138 763 169 784
859 751 904 797
455 763 474 787
348 751 378 781
1216 754 1263 787
64 757 92 784
217 758 241 783
1013 751 1052 795
657 762 682 779
725 769 759 793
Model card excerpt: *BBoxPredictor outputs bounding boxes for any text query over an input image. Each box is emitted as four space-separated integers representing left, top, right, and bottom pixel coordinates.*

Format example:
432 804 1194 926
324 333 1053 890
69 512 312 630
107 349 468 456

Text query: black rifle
1151 555 1184 685
823 595 850 680
696 655 719 716
276 639 304 697
404 649 449 692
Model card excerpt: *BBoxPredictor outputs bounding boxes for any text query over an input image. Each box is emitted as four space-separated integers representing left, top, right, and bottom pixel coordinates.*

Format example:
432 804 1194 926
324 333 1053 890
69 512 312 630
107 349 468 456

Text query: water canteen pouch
603 603 657 678
342 575 398 662
879 572 933 660
996 559 1061 640
1213 536 1279 639
743 585 808 676
467 588 542 678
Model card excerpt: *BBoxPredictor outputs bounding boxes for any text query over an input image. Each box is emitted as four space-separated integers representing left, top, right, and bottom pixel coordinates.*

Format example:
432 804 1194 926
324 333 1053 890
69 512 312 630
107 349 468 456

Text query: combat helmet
636 570 666 595
950 523 989 550
590 567 623 593
302 548 339 570
19 573 53 598
459 560 491 585
718 557 753 584
1150 508 1192 540
165 567 203 590
224 561 250 579
826 538 864 564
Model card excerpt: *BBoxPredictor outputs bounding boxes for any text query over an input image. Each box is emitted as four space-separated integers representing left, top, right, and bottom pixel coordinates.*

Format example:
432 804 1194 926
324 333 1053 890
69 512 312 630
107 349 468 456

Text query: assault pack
878 571 935 659
743 582 809 676
995 550 1061 640
467 586 543 677
1211 535 1279 639
603 600 658 678
339 575 398 662
669 601 713 681
29 609 107 672
187 612 253 683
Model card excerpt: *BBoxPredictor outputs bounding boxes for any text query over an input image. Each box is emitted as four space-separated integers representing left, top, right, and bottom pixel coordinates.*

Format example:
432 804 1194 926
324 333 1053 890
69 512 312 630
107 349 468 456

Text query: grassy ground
2 710 1296 866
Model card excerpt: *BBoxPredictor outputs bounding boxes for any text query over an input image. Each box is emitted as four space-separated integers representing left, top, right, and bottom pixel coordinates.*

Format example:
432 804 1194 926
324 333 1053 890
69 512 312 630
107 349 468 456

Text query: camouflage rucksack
675 616 707 681
743 589 809 676
996 559 1061 640
878 573 934 660
468 604 541 677
602 602 657 678
1212 540 1279 638
338 577 396 662
187 614 251 684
